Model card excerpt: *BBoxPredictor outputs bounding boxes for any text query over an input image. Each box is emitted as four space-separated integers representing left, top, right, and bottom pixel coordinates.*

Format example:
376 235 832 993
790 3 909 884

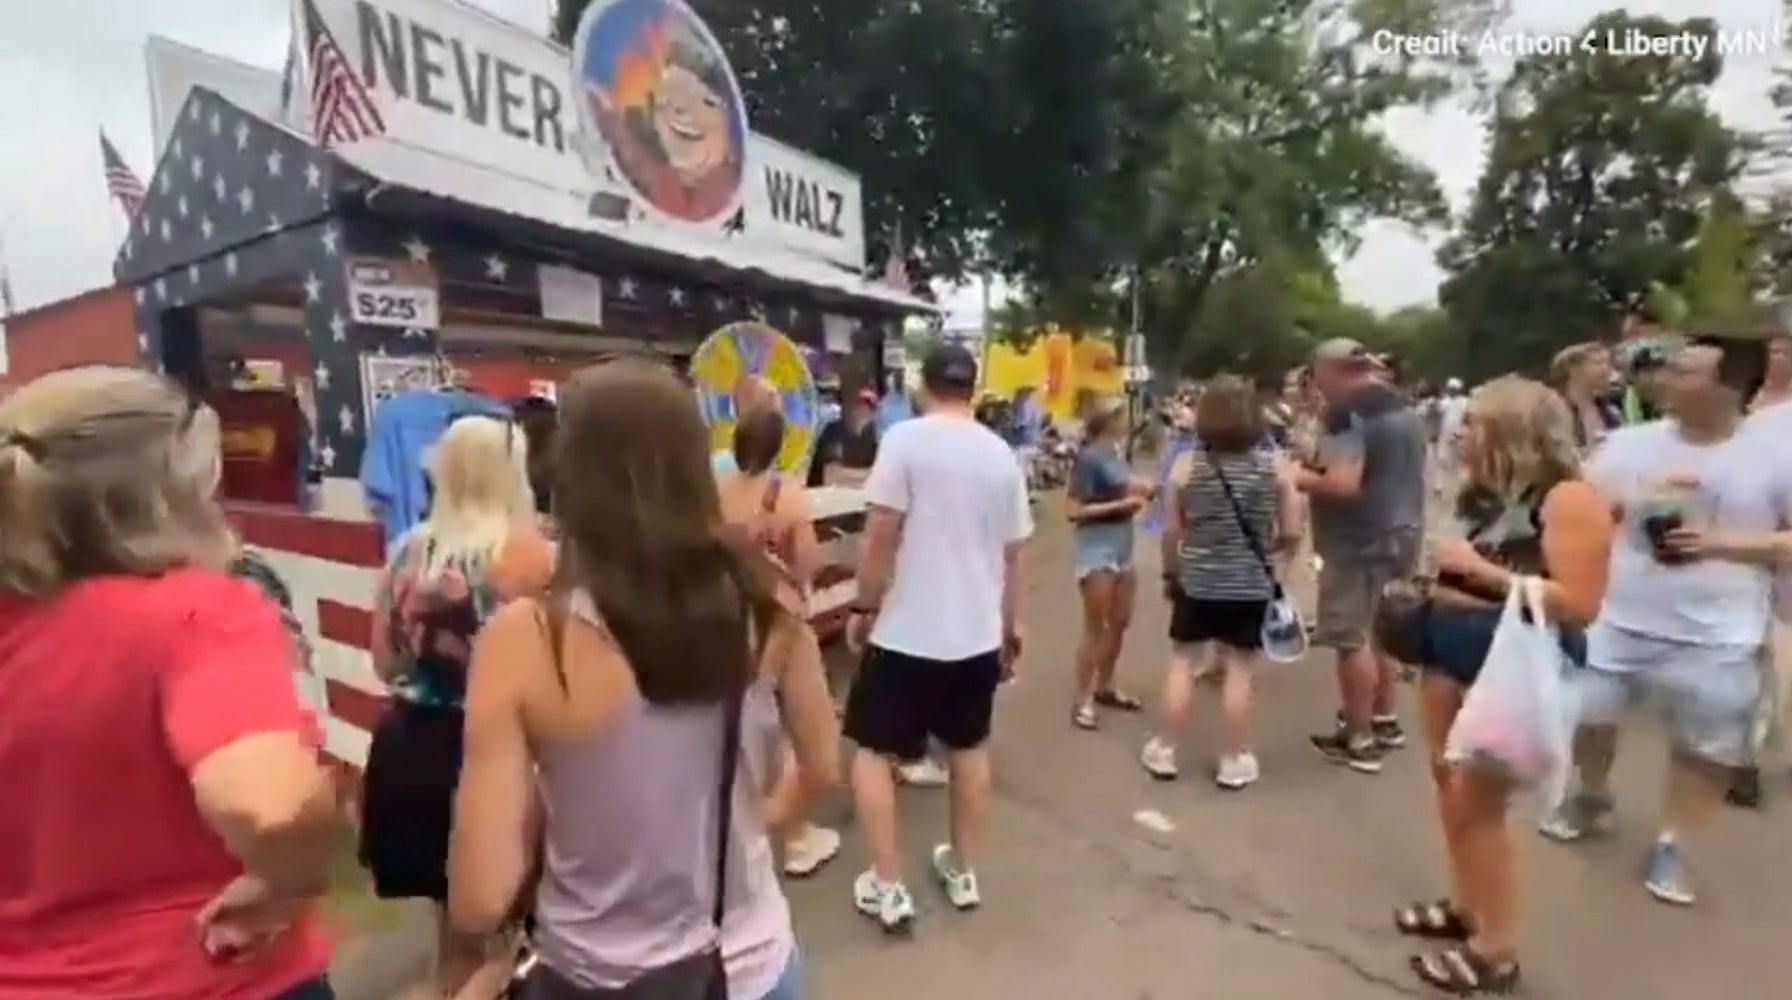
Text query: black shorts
843 646 1002 761
1169 594 1269 652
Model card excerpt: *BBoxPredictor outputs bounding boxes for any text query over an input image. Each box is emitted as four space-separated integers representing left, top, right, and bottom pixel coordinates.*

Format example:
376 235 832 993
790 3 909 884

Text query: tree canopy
1438 11 1752 378
555 0 1493 359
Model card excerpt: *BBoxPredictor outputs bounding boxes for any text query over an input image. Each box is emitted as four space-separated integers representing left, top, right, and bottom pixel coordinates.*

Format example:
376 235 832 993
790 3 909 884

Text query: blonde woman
0 367 339 1000
359 414 554 1000
1393 377 1612 995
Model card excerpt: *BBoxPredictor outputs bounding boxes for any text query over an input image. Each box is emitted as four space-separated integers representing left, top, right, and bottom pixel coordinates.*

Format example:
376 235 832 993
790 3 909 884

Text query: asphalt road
333 495 1792 1000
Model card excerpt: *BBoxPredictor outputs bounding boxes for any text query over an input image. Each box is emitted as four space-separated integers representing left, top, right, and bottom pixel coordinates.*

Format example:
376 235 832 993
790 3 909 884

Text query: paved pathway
335 497 1792 1000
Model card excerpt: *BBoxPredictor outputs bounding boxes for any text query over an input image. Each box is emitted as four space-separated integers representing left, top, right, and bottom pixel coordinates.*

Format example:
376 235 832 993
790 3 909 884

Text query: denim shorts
1074 522 1135 580
1580 627 1762 768
756 949 804 1000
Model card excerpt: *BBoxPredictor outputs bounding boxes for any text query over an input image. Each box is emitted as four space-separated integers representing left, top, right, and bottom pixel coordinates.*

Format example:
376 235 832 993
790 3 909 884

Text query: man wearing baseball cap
843 342 1032 932
1296 337 1428 773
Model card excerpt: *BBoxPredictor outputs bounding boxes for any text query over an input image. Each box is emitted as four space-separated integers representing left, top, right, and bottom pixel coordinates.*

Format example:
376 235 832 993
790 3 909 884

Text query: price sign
346 257 441 329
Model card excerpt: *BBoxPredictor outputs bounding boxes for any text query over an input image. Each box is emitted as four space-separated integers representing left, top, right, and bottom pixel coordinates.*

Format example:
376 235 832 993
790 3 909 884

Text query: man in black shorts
842 344 1032 933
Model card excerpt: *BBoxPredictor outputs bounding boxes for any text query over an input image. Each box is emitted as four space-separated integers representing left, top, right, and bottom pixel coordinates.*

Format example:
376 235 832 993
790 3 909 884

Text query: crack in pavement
994 782 1425 998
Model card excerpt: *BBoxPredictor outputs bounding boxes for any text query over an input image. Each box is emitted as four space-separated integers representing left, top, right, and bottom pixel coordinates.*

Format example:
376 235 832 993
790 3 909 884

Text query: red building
0 286 137 395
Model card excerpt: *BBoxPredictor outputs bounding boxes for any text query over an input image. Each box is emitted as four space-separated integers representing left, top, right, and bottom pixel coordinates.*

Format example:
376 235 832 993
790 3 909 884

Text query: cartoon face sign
572 0 749 225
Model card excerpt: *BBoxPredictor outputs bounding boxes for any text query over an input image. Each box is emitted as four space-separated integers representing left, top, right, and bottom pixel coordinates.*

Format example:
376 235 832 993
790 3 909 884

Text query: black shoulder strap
714 607 766 928
713 679 743 928
1204 453 1285 600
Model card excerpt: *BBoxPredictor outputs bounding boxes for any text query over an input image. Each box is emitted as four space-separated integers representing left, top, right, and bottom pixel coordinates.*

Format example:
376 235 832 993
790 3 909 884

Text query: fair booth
114 0 929 770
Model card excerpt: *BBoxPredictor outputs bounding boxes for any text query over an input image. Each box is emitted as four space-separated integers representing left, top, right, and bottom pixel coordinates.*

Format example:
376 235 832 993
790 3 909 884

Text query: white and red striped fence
229 490 866 778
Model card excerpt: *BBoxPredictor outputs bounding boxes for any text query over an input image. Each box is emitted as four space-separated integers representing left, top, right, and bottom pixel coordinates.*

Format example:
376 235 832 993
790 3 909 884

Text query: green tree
1136 0 1500 376
1439 11 1750 378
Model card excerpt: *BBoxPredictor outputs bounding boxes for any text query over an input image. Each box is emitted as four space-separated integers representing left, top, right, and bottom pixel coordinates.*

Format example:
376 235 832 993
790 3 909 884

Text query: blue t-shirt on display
360 389 509 550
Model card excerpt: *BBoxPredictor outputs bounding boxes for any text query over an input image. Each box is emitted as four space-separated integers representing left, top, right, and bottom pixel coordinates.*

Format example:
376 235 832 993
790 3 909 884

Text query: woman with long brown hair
0 367 340 1000
448 360 838 1000
1393 376 1613 995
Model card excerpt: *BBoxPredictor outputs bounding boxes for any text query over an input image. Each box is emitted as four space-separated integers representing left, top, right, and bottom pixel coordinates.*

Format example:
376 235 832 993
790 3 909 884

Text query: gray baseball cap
1312 337 1371 363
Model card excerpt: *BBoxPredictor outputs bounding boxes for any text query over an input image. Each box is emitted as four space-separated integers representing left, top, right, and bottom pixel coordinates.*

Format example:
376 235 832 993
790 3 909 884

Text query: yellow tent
982 328 1123 422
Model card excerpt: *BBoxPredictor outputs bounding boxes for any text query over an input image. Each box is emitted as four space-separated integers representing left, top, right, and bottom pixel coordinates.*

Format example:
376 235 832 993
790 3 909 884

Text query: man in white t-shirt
1729 395 1792 807
1541 338 1791 907
842 343 1033 933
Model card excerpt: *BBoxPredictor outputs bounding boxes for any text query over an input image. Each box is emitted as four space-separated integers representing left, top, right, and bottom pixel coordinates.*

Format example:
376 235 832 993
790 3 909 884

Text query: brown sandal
1410 944 1520 996
1393 899 1472 940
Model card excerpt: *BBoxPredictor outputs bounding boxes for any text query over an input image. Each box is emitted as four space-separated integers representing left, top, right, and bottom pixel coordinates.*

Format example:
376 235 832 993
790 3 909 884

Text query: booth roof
331 140 937 316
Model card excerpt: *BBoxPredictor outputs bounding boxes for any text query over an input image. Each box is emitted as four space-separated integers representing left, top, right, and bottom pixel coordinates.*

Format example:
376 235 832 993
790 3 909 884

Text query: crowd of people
1 325 1789 1000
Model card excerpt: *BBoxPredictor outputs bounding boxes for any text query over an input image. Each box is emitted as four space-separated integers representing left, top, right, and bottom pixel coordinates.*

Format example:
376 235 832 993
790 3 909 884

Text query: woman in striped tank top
1141 377 1302 790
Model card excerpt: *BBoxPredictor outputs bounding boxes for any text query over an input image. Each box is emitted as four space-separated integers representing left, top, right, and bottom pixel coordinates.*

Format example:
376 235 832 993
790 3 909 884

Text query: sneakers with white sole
930 844 981 910
852 869 916 933
1215 752 1260 790
1140 738 1179 780
781 824 842 878
897 758 950 787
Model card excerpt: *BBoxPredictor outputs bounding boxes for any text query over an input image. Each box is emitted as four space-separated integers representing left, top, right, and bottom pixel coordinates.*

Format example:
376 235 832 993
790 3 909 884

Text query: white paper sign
537 265 603 325
360 353 440 427
346 257 441 329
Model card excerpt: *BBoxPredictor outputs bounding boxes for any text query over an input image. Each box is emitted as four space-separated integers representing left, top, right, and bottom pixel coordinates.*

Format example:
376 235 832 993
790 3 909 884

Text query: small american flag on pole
881 222 911 294
99 132 146 219
302 0 385 147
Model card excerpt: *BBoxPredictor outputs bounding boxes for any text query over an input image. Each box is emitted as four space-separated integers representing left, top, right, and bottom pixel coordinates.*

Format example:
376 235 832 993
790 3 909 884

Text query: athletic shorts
1169 594 1268 652
1579 627 1763 768
1315 529 1421 651
843 645 1002 761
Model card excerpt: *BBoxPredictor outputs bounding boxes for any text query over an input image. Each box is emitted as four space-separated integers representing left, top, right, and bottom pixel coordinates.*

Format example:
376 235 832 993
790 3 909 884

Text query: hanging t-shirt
360 390 509 549
1587 419 1792 651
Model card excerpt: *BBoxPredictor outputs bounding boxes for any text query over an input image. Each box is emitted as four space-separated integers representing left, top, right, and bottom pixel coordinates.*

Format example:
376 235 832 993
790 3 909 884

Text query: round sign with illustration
571 0 749 225
691 322 820 475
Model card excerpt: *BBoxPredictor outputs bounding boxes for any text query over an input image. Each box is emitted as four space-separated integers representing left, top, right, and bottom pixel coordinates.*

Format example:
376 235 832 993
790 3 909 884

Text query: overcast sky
0 0 1783 326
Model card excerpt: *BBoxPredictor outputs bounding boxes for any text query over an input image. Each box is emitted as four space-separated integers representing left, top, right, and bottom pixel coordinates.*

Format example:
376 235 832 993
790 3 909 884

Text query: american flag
99 132 146 218
881 222 911 294
302 0 385 147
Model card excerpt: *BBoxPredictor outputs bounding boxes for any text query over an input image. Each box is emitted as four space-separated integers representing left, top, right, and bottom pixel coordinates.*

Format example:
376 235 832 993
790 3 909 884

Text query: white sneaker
930 843 981 910
897 758 950 787
781 824 841 878
1215 752 1260 790
1140 738 1179 780
852 869 916 933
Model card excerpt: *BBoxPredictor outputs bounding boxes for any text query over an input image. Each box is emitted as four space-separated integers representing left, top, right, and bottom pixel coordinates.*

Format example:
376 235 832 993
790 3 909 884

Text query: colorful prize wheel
691 321 821 474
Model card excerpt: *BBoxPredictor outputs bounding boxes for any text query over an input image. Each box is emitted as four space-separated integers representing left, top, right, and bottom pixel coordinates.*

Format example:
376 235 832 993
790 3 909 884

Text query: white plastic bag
1445 578 1575 803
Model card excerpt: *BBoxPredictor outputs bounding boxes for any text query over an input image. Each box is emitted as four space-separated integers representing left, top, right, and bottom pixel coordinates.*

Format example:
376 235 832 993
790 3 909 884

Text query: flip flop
1093 690 1143 712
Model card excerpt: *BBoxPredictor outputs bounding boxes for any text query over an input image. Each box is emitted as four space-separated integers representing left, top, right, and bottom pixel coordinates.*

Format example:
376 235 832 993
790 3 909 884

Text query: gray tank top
529 592 788 991
1177 449 1279 600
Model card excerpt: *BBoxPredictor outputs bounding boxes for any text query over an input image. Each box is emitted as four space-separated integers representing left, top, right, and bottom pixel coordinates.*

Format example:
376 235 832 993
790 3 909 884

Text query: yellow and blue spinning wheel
691 321 820 474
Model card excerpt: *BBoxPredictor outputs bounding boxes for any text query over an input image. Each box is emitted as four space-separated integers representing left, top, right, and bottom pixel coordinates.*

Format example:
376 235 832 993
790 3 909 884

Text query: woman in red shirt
0 366 341 1000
